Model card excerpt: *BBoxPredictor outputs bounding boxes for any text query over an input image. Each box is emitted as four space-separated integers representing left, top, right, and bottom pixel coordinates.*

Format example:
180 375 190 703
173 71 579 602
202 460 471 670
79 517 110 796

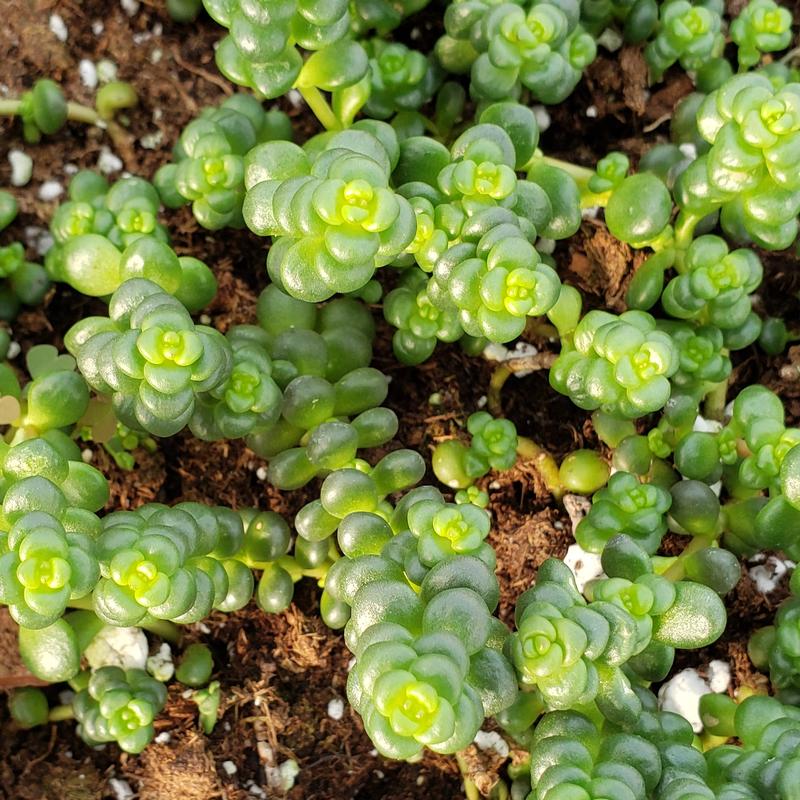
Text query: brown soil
2 2 800 799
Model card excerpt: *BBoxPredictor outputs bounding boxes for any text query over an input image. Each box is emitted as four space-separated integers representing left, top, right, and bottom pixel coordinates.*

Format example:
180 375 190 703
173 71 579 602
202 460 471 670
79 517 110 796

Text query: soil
1 2 800 799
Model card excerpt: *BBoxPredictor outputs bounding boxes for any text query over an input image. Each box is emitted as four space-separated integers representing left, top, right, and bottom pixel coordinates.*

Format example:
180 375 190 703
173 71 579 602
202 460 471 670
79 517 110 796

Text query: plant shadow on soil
1 1 800 798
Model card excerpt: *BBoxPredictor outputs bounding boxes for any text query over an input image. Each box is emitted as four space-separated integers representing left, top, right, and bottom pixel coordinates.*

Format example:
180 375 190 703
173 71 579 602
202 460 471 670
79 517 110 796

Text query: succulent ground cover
1 1 800 800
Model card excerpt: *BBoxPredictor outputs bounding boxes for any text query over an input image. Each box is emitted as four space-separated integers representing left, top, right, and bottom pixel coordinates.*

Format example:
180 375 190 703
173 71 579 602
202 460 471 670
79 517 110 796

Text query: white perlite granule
38 181 64 201
563 541 604 593
147 642 175 681
531 105 551 132
98 147 123 175
85 626 149 670
327 697 344 720
265 760 300 792
96 59 118 83
658 662 731 734
8 150 33 186
473 730 510 758
707 659 732 694
49 14 68 42
24 226 54 257
79 59 98 89
748 554 795 594
482 341 541 375
597 28 624 51
109 778 134 800
139 130 164 150
658 668 710 733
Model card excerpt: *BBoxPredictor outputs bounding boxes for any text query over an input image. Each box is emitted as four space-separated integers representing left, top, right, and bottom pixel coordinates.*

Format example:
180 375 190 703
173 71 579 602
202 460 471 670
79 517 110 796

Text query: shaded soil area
1 2 800 799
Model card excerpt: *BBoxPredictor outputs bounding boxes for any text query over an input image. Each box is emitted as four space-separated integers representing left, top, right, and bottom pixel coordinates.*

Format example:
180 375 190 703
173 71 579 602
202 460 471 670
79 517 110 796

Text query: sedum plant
0 192 50 320
351 0 431 34
11 79 68 143
65 279 232 437
201 0 370 129
384 106 576 353
574 471 672 554
432 410 519 490
704 695 800 797
728 387 800 494
526 700 710 800
363 40 441 120
675 72 800 250
661 321 732 400
644 0 725 82
93 502 252 626
436 0 597 105
749 568 800 699
348 626 493 759
0 240 50 321
45 172 217 310
731 0 793 69
7 0 800 778
509 555 725 724
0 510 99 630
383 268 465 364
0 436 108 629
244 285 398 488
154 94 293 230
73 666 168 753
46 172 167 284
244 124 416 301
660 235 763 349
294 449 427 553
190 325 282 441
330 496 518 758
550 309 679 420
0 77 138 145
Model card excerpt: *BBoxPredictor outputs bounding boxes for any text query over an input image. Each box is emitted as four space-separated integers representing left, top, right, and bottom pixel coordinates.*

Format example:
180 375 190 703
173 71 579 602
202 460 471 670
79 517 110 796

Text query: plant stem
140 615 182 644
0 98 100 125
672 212 703 266
487 352 556 415
0 98 130 152
490 780 510 800
48 704 75 722
530 152 594 184
66 101 101 125
704 375 729 422
297 86 341 131
524 317 560 340
0 100 22 116
662 535 713 581
780 45 800 64
527 152 610 208
455 752 481 800
516 436 564 500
